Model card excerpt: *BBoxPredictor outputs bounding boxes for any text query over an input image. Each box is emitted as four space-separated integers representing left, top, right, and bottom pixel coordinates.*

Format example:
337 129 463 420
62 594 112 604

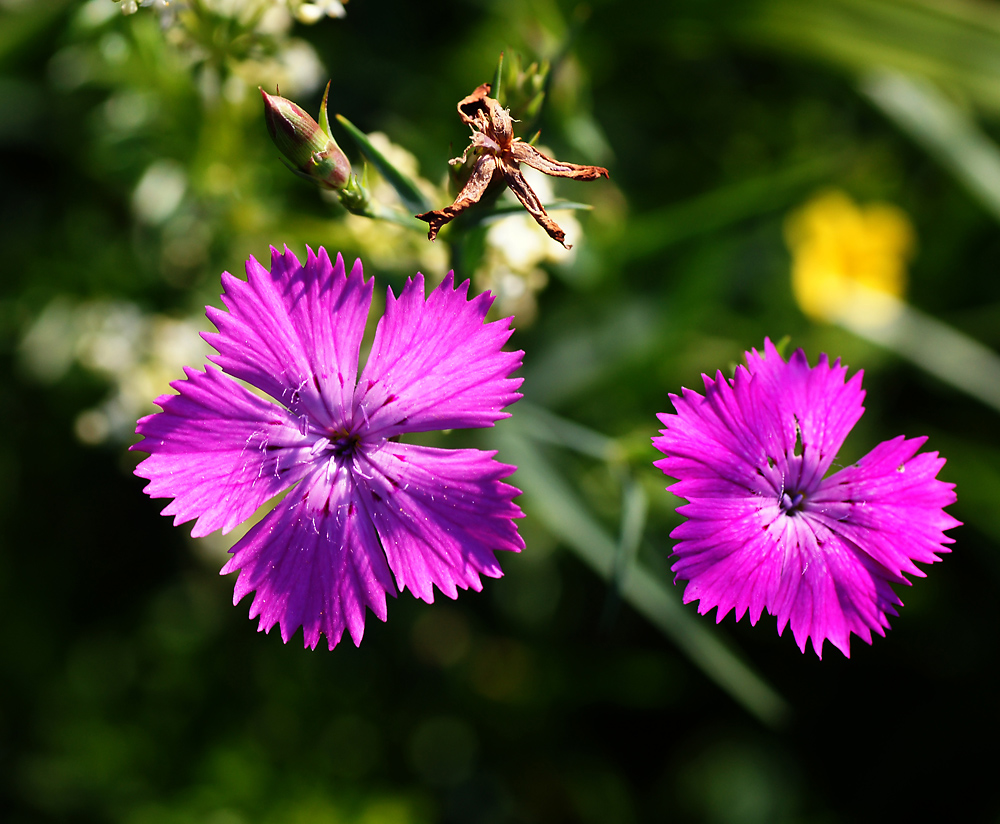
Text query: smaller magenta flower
133 246 524 649
652 339 959 658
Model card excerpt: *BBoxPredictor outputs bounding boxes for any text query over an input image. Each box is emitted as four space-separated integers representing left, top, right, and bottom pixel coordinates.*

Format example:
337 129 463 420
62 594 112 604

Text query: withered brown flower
416 83 609 248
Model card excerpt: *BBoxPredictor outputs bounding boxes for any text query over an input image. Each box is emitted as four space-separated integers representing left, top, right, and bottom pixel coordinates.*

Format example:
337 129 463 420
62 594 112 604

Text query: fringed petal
204 246 371 425
355 273 522 437
360 443 523 602
222 468 396 650
133 365 315 537
653 339 958 658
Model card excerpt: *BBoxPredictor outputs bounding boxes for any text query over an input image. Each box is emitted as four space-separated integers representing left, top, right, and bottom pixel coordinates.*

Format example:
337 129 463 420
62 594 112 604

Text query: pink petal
354 273 523 438
653 374 778 499
811 435 959 579
768 517 902 659
669 495 787 625
221 468 396 650
358 442 523 602
672 497 904 660
204 246 372 425
745 338 866 484
132 366 315 537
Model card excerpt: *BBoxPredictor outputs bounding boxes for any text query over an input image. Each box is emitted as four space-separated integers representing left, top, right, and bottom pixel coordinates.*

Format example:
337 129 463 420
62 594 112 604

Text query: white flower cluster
113 0 346 23
19 300 212 445
103 0 341 100
116 0 172 17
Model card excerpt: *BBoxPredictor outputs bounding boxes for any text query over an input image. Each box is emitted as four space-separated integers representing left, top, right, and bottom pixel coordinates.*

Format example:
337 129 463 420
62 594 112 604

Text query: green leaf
317 80 332 138
862 68 1000 223
510 403 618 462
740 0 1000 115
491 51 504 102
836 291 1000 416
491 421 792 729
601 473 649 627
337 173 426 231
334 114 432 214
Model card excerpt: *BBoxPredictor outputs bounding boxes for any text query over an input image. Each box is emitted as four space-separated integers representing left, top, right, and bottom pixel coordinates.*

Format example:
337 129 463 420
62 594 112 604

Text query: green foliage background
2 0 998 821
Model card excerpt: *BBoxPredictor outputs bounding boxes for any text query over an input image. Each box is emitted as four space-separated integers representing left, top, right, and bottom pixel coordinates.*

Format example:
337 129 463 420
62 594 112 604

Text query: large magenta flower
133 246 524 649
652 339 959 658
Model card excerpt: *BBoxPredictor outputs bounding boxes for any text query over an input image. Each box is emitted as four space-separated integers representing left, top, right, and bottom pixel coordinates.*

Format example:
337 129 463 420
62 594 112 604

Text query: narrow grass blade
834 290 1000 414
492 51 504 100
492 424 792 728
862 68 1000 222
334 114 432 214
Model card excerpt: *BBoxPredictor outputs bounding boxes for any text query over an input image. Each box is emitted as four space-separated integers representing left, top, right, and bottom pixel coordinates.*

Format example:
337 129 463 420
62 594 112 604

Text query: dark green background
2 0 996 821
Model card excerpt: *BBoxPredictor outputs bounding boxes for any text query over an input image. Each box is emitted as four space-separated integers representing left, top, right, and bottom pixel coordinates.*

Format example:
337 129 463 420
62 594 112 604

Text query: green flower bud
500 54 549 122
261 83 351 190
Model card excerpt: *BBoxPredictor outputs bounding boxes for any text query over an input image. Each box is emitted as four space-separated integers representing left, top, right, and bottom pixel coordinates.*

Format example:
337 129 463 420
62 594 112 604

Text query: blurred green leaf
491 50 504 100
511 402 619 462
317 80 333 138
613 156 838 262
836 296 1000 415
493 421 792 729
862 68 1000 223
0 0 73 69
741 0 1000 113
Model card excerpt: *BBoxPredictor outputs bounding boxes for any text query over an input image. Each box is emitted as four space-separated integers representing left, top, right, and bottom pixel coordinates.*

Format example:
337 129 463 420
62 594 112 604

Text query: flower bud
261 84 351 190
505 55 549 122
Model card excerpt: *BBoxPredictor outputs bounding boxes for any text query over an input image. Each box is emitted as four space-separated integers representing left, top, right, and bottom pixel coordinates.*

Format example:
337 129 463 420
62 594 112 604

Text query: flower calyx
416 83 609 248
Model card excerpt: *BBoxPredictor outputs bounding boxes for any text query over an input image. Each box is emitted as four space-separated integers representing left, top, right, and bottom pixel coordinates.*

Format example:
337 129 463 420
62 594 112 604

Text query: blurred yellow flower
785 190 915 327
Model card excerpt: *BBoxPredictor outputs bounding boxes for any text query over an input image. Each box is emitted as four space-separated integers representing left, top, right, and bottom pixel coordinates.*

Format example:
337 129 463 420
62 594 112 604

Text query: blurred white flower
107 0 336 100
103 89 154 133
292 0 347 24
20 299 211 444
112 0 347 26
114 0 172 17
79 0 120 27
75 302 146 375
18 300 78 383
133 160 187 225
232 38 326 98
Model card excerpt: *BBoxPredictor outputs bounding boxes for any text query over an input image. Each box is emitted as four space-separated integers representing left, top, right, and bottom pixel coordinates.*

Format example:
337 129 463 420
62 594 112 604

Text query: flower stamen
779 490 806 515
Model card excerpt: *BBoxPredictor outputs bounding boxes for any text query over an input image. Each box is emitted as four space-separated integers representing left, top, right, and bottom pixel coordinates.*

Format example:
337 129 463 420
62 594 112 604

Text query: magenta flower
133 246 524 650
652 339 959 658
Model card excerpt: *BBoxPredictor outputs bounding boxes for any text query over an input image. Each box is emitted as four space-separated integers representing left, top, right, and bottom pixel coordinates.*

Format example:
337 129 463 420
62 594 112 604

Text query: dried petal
509 141 609 180
418 83 609 245
457 83 492 126
416 155 499 240
500 161 570 248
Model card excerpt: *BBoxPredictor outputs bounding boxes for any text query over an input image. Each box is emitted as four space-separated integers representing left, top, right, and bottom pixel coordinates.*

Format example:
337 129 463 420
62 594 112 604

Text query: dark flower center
779 490 806 515
329 432 362 459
